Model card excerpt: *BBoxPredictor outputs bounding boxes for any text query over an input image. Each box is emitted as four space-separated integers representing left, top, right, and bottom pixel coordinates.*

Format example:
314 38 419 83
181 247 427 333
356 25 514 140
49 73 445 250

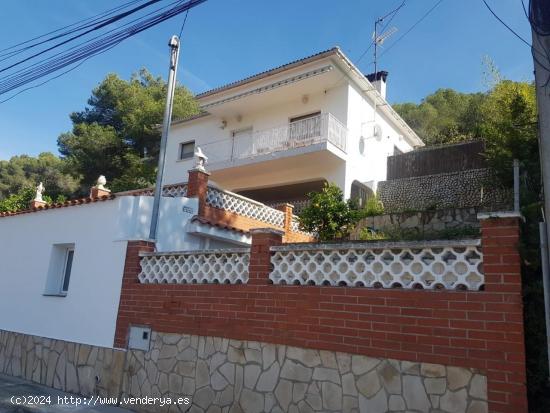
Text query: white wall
0 195 238 348
0 200 129 348
344 83 414 197
164 85 349 190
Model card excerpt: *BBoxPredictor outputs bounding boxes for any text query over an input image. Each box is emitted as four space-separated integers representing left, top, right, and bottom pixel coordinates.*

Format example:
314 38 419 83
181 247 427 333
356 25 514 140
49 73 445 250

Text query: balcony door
289 111 321 146
232 127 253 159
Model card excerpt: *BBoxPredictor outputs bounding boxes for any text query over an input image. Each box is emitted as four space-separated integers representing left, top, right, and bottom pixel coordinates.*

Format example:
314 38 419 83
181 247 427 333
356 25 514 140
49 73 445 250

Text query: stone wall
0 329 125 397
124 331 487 413
0 328 488 413
377 168 512 213
350 207 480 240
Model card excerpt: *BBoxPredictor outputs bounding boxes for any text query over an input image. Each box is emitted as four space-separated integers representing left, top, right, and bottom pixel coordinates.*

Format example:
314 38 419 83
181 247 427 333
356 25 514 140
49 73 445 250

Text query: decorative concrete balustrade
138 249 250 284
138 238 484 291
205 186 286 227
269 240 484 290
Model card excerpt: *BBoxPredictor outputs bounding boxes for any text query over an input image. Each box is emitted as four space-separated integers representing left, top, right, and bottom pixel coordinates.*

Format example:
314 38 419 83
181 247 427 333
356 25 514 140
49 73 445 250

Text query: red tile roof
189 215 250 235
0 194 116 218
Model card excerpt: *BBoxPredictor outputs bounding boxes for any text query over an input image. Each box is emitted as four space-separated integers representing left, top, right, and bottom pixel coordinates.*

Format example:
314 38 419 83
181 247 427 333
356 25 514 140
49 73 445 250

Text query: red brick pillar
276 203 294 234
113 240 155 348
187 168 210 216
249 228 283 285
479 213 528 413
90 187 111 199
29 200 46 209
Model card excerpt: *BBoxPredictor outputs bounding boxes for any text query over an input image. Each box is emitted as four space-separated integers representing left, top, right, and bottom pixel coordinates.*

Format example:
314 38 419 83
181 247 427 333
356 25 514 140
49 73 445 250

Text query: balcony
201 113 348 166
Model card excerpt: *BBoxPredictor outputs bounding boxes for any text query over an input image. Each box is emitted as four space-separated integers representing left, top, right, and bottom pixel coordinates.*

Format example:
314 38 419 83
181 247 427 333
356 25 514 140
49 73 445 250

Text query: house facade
164 48 423 208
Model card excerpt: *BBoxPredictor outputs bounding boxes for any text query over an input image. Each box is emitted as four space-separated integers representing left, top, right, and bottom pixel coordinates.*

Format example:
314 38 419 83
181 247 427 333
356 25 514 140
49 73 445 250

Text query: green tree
0 187 54 213
0 152 78 201
480 80 539 193
58 69 199 192
299 183 360 241
393 88 485 145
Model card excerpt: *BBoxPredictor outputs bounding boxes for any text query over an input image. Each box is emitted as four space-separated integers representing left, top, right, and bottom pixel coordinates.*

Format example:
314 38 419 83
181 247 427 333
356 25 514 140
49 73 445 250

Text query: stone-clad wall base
124 332 487 413
0 329 488 413
0 330 125 397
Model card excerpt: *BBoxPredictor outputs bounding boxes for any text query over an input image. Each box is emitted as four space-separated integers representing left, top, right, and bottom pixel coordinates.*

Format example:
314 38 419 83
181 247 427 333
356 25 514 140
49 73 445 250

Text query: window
61 249 74 293
44 244 75 296
179 141 195 160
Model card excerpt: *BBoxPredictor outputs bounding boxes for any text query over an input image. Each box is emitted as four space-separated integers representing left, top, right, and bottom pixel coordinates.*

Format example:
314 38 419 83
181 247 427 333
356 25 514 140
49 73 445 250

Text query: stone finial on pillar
187 147 210 215
30 182 47 209
90 175 112 199
249 228 284 285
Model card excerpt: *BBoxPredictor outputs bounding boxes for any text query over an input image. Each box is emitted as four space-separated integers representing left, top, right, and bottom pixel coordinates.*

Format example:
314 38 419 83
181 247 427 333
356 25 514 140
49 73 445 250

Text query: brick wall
114 216 527 413
203 204 314 243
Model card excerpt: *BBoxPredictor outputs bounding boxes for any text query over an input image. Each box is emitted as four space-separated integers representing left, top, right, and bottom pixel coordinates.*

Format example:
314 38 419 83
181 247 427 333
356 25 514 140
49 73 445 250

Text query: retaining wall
378 168 512 213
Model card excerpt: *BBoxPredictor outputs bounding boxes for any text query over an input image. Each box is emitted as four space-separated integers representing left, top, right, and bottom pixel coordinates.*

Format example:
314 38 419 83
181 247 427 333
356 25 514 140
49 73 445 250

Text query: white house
0 47 422 349
164 47 423 208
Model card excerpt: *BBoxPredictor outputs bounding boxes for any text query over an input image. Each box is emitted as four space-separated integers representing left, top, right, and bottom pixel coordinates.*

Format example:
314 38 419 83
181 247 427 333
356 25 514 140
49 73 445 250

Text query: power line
178 9 190 38
0 0 164 75
378 0 445 60
0 0 207 100
0 0 147 60
481 0 550 73
329 0 407 91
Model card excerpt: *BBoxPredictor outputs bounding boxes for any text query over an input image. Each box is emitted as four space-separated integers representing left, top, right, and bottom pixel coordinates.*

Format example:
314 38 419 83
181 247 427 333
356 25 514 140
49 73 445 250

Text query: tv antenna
373 21 398 75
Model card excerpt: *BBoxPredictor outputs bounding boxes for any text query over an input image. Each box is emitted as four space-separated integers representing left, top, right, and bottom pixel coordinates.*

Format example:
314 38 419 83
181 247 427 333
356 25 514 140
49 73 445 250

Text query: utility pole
149 35 181 241
530 0 550 378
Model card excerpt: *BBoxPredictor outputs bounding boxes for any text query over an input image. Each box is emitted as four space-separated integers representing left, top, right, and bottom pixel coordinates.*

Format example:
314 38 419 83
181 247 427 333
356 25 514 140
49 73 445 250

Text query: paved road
0 374 131 413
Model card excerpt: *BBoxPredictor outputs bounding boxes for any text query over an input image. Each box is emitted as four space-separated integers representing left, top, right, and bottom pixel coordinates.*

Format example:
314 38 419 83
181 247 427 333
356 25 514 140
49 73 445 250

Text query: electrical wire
0 0 164 74
0 0 207 99
0 0 147 60
178 9 190 38
378 0 445 60
0 0 185 85
328 0 406 90
481 0 550 73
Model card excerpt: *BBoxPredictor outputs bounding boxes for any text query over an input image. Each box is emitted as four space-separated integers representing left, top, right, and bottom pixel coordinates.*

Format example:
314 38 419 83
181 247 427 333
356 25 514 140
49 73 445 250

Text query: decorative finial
194 147 208 171
34 182 45 202
96 175 108 191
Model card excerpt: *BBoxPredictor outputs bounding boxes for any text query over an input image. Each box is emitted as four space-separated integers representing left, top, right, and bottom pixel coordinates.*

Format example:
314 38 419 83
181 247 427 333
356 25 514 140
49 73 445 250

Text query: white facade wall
164 60 417 200
164 86 349 191
0 195 239 348
344 83 414 196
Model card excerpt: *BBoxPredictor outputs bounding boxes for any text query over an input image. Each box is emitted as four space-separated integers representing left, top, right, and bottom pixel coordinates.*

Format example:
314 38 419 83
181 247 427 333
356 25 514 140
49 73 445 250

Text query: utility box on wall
128 326 151 351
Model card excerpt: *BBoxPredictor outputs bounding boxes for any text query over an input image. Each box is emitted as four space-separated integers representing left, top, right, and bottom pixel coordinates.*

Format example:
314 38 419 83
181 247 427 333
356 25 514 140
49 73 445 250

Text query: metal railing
199 113 347 164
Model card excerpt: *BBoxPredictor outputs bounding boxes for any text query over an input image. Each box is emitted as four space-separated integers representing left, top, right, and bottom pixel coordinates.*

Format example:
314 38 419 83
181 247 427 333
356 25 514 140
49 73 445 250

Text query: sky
0 0 535 160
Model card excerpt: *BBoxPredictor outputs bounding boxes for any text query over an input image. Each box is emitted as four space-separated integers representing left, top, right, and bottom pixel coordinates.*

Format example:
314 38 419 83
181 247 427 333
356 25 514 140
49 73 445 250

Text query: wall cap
250 228 285 236
140 247 250 257
188 168 211 176
271 238 481 252
477 211 524 220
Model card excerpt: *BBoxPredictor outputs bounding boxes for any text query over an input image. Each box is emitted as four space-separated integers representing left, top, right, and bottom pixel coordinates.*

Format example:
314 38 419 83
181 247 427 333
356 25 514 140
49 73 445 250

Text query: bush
299 183 361 241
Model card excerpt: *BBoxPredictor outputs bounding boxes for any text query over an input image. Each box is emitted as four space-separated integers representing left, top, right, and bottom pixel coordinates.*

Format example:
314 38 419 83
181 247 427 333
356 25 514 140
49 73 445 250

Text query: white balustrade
269 240 484 290
139 249 250 284
199 113 347 163
206 187 285 227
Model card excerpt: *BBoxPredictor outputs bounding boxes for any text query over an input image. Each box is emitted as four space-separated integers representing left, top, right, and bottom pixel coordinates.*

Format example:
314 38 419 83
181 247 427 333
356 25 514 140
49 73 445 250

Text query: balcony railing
200 113 347 164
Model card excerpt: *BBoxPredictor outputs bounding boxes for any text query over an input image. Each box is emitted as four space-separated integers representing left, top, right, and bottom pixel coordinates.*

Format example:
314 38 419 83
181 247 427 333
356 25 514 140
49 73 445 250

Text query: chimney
366 71 389 100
